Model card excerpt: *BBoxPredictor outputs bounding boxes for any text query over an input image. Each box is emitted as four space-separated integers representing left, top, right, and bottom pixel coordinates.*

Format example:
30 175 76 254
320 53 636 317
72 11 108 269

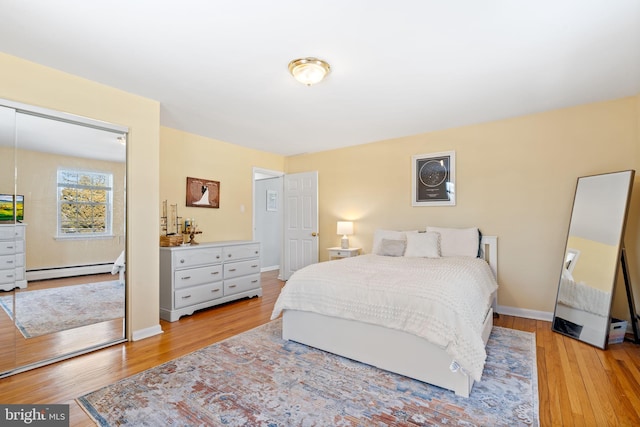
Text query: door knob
311 232 318 237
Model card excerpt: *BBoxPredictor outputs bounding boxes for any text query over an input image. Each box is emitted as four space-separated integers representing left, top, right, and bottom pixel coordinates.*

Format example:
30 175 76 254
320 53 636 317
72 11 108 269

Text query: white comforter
271 254 498 382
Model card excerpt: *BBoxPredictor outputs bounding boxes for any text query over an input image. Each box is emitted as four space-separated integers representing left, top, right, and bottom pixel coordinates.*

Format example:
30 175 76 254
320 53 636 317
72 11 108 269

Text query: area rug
77 319 538 426
0 280 124 338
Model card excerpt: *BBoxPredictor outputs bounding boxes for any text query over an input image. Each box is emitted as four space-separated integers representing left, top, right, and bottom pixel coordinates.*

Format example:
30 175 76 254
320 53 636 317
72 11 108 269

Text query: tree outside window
57 169 113 236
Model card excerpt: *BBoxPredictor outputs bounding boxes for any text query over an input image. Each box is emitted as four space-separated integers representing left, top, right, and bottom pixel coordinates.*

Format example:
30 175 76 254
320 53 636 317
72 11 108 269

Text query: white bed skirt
282 305 494 397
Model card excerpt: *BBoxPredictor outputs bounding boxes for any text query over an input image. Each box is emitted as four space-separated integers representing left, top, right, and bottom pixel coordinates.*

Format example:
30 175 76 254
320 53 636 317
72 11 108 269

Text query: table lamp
337 221 354 249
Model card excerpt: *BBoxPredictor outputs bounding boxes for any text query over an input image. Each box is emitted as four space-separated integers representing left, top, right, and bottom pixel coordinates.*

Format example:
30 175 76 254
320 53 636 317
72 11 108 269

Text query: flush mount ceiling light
288 57 331 86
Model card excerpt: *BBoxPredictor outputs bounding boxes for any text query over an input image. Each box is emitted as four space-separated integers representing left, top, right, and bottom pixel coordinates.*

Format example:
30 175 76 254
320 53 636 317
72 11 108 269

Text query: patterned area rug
78 319 538 426
0 281 124 338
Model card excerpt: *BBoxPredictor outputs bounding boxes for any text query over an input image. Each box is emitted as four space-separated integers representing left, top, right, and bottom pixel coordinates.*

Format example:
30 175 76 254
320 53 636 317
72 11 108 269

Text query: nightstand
328 247 361 260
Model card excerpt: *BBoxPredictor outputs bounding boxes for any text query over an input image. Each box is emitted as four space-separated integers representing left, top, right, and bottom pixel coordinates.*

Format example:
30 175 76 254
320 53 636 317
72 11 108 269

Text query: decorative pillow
404 231 441 258
371 229 417 255
379 239 406 257
425 226 479 257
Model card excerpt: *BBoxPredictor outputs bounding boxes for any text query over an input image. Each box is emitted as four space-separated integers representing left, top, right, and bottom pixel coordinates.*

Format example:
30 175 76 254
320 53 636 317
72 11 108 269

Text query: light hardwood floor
0 270 639 426
0 273 124 371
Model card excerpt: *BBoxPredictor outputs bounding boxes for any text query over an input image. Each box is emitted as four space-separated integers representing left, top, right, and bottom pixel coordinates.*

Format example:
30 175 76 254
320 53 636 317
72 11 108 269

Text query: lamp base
341 236 349 249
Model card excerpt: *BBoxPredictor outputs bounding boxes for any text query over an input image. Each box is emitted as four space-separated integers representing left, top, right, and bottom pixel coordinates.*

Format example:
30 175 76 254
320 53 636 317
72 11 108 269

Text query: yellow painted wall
159 127 284 241
2 50 639 332
286 97 639 314
567 236 618 292
14 149 126 269
0 52 161 338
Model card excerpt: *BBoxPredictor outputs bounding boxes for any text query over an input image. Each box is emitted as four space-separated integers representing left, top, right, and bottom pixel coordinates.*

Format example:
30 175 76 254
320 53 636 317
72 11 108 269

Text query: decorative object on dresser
186 177 219 208
0 223 27 291
159 241 261 322
159 200 183 247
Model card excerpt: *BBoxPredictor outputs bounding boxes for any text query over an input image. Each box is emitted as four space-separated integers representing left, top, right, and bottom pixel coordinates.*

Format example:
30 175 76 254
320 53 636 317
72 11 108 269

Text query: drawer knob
255 251 258 254
181 295 192 299
216 255 220 259
181 276 191 280
180 259 185 264
229 284 237 288
212 289 220 293
251 264 258 268
227 254 232 258
251 280 258 284
7 260 14 264
229 268 236 272
211 271 219 275
6 246 13 249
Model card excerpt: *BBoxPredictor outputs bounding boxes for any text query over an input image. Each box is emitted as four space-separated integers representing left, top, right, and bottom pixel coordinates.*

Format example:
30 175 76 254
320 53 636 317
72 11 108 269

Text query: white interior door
282 171 318 280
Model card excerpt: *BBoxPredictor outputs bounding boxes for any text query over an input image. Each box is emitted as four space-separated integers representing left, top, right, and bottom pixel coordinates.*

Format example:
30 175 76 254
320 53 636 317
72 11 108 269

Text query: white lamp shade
337 221 353 236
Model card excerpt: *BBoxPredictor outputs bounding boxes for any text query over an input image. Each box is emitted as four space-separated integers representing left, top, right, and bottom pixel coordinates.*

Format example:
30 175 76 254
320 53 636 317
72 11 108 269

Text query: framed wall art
411 151 456 206
186 177 220 208
266 190 278 212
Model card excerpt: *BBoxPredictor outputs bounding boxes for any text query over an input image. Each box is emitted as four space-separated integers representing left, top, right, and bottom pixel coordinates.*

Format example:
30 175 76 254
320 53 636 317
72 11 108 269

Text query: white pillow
371 229 417 255
379 238 406 257
426 226 479 257
404 232 441 258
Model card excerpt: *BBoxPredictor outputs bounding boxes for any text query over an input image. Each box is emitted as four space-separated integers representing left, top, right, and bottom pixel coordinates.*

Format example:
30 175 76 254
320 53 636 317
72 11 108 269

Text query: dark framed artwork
186 177 220 208
411 151 456 206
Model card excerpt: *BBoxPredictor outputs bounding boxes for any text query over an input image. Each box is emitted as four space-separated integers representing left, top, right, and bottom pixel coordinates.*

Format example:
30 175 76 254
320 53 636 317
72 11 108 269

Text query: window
57 169 113 237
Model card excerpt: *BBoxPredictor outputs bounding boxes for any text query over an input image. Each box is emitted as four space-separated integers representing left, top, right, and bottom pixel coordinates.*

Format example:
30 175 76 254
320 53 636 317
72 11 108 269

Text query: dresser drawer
0 268 23 284
174 282 223 309
222 244 260 262
0 226 24 240
224 274 261 296
174 264 223 289
172 247 223 268
0 254 22 270
224 259 260 279
0 240 24 255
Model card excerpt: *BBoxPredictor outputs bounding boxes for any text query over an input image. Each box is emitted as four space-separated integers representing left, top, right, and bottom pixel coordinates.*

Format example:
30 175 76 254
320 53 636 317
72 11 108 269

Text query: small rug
0 281 124 338
77 320 538 426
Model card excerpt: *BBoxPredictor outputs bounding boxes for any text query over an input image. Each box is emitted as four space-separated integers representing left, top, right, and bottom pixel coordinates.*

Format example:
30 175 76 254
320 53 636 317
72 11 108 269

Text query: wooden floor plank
1 272 640 427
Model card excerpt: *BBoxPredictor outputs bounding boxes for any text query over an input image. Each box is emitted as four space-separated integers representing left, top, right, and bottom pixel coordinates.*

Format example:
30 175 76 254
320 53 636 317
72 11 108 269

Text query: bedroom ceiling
0 0 638 156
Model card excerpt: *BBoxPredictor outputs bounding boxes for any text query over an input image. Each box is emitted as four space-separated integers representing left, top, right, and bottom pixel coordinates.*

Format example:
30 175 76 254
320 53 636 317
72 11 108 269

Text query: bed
271 228 498 397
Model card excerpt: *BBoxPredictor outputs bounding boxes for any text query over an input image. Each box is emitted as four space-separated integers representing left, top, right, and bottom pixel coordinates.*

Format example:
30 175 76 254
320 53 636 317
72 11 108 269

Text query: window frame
56 168 114 239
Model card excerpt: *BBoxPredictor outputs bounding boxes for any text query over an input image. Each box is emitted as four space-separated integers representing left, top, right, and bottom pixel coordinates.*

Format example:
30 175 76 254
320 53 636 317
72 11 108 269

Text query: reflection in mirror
552 170 635 349
0 100 127 377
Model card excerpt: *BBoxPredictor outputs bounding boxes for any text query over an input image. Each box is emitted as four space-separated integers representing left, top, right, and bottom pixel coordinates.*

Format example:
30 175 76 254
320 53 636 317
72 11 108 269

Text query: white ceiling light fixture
288 57 331 86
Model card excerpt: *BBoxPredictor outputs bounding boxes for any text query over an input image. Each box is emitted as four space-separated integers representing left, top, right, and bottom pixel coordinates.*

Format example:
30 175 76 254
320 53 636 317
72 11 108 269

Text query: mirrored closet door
0 99 127 377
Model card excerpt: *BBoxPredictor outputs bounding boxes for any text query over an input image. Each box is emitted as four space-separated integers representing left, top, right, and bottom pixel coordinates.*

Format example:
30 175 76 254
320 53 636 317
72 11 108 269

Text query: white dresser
159 240 261 322
0 223 27 291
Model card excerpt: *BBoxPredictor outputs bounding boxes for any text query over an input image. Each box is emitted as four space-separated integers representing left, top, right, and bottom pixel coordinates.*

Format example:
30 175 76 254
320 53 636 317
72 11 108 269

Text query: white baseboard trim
261 265 279 272
497 305 554 322
27 264 112 281
132 324 163 341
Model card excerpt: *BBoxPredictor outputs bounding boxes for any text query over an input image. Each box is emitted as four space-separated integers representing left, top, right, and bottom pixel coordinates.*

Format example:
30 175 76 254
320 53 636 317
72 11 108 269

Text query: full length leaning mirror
552 170 635 348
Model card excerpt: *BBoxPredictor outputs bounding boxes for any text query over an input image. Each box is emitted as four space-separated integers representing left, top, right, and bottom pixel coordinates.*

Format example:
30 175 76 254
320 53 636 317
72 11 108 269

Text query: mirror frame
552 170 635 349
